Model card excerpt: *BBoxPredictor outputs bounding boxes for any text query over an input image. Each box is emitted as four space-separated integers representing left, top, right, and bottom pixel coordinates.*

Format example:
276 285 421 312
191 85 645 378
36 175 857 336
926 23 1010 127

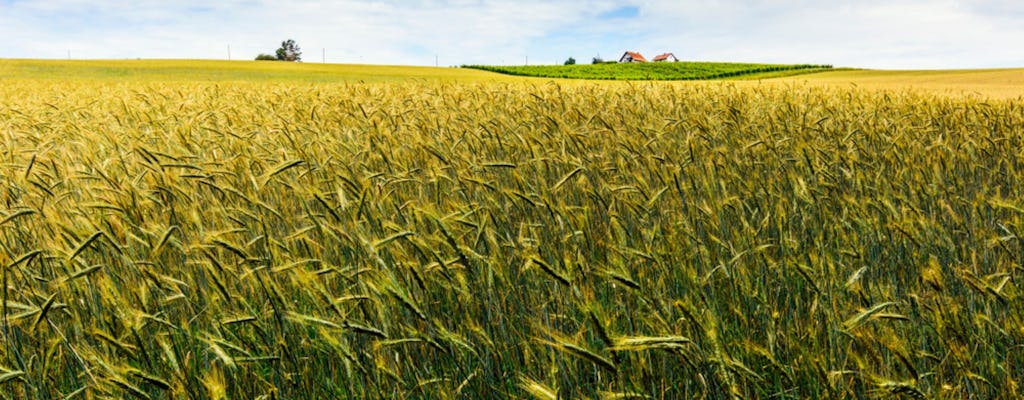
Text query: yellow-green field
780 68 1024 100
4 59 1023 99
1 60 1023 399
0 59 514 83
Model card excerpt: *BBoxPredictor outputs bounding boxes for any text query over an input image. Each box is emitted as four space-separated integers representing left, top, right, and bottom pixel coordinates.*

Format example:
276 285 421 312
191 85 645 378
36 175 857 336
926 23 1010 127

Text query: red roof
652 53 676 61
624 51 647 62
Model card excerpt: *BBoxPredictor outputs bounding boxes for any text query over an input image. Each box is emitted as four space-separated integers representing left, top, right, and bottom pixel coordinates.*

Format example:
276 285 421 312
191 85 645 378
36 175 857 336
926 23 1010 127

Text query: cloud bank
0 0 1020 69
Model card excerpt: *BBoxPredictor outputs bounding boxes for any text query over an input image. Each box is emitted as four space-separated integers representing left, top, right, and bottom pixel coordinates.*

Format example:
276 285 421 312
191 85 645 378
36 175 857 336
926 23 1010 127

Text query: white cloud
631 0 1024 68
0 0 1021 68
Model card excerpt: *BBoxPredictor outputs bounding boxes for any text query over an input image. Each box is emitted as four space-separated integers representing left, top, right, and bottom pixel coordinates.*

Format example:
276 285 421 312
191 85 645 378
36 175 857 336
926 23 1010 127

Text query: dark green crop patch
463 61 833 80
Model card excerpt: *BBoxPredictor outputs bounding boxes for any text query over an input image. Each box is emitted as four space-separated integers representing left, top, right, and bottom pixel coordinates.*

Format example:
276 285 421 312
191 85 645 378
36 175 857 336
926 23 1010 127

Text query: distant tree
564 57 576 66
276 39 302 62
592 57 603 64
255 53 277 61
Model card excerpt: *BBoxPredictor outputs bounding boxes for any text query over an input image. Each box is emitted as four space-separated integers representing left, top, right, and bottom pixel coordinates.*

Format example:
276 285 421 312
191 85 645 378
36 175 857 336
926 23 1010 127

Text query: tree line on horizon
256 39 302 62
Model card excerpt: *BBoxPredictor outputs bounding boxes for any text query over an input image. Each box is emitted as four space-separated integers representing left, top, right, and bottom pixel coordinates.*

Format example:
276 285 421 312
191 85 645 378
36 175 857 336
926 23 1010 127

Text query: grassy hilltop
0 59 1023 399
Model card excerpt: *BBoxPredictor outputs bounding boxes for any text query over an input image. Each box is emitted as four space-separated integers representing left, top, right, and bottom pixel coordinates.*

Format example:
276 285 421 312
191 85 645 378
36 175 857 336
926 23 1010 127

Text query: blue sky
0 0 1021 69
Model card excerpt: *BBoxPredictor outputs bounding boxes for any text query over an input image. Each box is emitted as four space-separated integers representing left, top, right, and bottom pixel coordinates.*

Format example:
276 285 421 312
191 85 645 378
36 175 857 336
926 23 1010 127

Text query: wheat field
1 67 1023 399
779 68 1024 100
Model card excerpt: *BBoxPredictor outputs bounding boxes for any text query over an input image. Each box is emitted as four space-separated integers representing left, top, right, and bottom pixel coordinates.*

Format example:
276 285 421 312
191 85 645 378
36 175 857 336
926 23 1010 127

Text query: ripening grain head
0 62 1022 399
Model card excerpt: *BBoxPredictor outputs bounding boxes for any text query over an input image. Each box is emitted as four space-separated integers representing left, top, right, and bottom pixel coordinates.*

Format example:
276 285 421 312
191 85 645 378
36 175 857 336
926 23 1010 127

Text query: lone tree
564 57 576 65
276 39 302 62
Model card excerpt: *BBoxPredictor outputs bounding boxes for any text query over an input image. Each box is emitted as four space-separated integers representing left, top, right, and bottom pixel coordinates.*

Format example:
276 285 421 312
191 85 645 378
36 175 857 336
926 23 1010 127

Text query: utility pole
323 48 326 63
227 45 231 60
435 54 439 67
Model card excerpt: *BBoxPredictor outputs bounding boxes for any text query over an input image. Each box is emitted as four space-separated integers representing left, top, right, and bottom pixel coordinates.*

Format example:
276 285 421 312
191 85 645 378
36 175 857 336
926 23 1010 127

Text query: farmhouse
652 53 678 62
618 51 648 63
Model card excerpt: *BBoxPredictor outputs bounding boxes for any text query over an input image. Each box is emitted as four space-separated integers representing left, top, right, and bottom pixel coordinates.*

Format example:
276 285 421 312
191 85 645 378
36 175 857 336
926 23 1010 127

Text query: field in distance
0 58 514 83
463 61 833 80
781 68 1024 99
3 58 1021 99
